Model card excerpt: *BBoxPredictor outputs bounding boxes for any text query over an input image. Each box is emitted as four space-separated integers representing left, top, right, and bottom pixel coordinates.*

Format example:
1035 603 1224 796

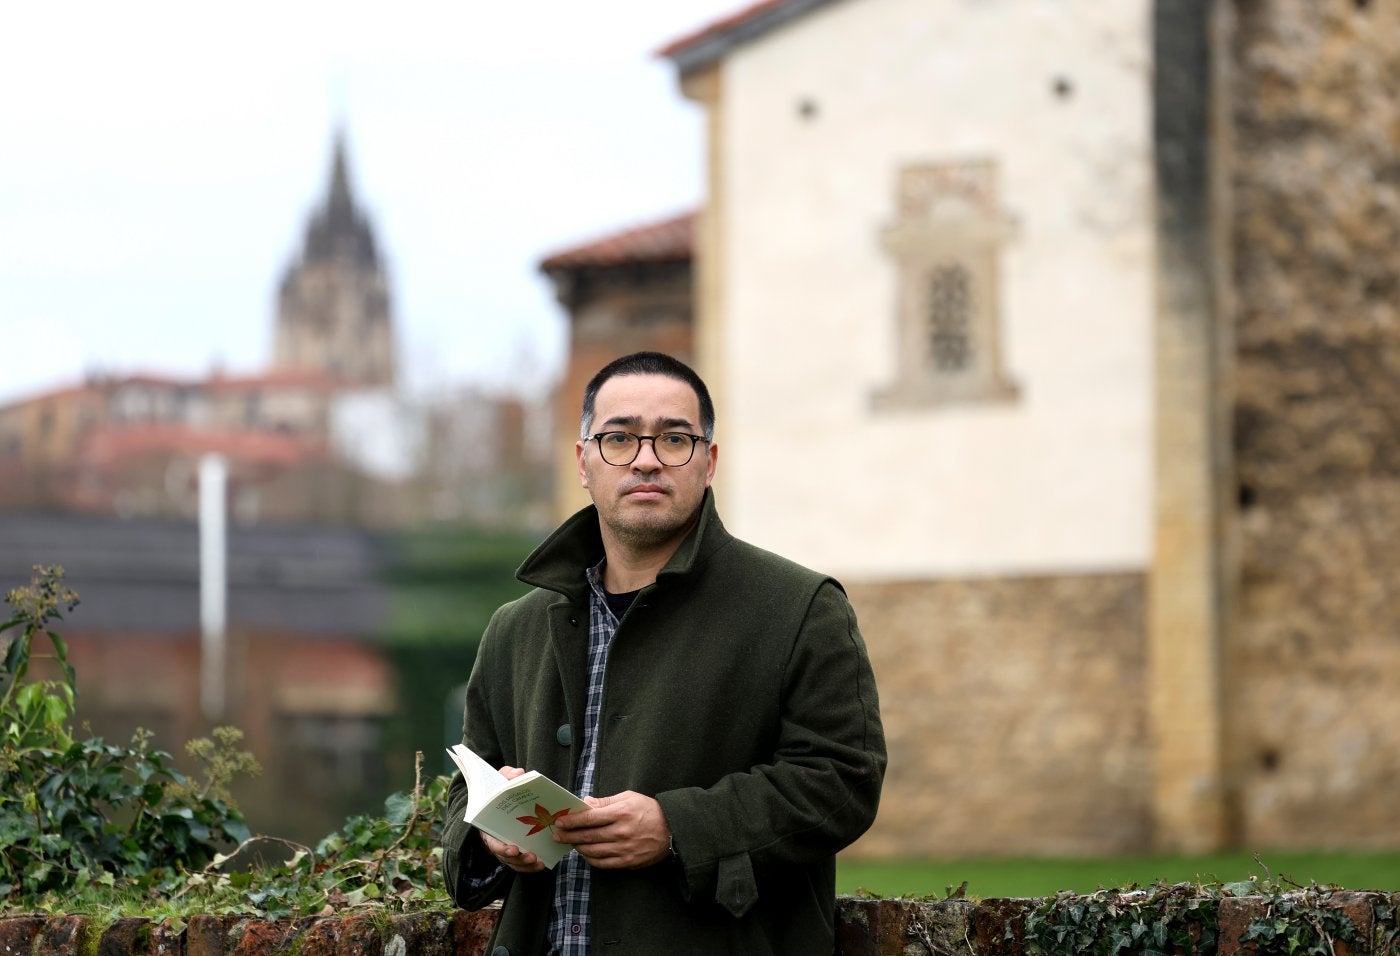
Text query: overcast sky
0 0 742 406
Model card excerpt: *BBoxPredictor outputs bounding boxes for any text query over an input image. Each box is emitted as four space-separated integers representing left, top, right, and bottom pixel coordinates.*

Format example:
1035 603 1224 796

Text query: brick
296 918 340 956
970 897 1039 956
335 915 382 956
0 918 46 956
184 915 228 956
1330 892 1376 956
228 920 290 956
40 917 90 956
149 919 184 956
98 918 151 956
835 897 884 956
448 909 498 956
1218 897 1270 956
386 914 455 956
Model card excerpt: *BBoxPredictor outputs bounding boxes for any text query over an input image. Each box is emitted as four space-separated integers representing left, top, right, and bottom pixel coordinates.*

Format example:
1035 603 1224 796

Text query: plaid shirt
549 561 624 955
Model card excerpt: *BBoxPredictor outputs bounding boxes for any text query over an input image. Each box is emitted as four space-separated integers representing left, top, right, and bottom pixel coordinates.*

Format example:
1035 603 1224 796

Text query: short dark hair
581 352 715 440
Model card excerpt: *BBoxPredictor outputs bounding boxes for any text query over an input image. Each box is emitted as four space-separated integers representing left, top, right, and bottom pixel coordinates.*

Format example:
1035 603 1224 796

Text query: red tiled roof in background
203 367 342 393
655 0 791 59
0 374 188 410
1 368 344 410
78 423 324 470
539 211 696 272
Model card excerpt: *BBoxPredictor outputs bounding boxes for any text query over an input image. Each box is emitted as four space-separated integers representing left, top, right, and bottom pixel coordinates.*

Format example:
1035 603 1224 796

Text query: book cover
446 743 588 869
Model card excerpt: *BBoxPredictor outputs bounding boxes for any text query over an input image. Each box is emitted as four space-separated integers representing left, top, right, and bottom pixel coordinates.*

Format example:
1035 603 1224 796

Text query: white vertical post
199 453 228 721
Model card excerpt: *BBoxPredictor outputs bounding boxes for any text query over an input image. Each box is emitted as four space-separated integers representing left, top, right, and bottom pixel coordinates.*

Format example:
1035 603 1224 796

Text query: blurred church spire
273 130 396 388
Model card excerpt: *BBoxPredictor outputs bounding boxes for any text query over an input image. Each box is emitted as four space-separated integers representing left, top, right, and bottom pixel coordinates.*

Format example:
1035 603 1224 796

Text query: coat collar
516 488 731 601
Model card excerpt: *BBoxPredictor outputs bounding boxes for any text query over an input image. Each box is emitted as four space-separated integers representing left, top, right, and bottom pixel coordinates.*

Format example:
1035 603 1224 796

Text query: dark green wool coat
443 491 886 955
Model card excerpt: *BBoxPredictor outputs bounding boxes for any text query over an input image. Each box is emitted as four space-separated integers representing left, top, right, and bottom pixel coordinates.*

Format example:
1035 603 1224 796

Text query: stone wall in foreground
3 891 1396 955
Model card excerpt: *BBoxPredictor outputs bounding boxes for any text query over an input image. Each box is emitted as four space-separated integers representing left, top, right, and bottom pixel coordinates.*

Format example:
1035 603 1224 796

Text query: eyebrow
600 415 696 432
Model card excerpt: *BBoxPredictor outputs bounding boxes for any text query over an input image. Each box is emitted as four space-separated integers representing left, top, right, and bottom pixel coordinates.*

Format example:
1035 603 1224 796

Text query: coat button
492 947 510 956
556 724 573 747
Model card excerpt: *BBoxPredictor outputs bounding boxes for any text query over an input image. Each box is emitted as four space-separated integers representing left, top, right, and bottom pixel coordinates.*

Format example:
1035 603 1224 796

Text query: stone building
273 132 397 389
539 211 696 523
641 0 1400 858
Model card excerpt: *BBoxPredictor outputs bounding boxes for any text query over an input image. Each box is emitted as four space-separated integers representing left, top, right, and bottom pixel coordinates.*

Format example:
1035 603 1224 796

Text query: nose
632 436 664 470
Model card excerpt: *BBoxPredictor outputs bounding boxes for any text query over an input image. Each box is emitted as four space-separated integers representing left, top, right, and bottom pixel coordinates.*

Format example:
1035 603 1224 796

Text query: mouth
623 483 668 500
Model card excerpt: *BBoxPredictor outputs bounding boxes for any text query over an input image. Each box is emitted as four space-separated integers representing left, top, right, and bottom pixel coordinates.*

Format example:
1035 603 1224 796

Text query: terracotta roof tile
539 210 696 272
203 367 342 393
78 424 324 469
656 0 792 58
1 368 346 411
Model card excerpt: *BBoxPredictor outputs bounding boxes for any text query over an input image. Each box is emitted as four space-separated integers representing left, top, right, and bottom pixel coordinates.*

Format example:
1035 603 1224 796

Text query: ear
703 440 718 488
576 440 590 489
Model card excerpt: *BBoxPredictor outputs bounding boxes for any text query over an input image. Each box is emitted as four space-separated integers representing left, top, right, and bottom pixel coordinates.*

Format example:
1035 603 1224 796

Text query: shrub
0 565 451 917
0 566 252 903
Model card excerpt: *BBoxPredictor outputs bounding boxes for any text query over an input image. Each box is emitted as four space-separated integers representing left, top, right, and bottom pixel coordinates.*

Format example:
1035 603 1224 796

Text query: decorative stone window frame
874 160 1020 409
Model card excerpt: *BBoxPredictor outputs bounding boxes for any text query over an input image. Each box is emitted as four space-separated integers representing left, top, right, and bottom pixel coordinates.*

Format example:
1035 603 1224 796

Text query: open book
446 743 589 869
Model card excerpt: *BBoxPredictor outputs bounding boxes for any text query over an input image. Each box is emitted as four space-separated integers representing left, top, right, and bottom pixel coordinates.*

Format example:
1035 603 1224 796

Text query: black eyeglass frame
585 431 711 467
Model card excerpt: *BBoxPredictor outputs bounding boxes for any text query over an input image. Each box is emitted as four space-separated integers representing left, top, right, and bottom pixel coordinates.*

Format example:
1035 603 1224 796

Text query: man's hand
478 766 546 874
552 791 672 869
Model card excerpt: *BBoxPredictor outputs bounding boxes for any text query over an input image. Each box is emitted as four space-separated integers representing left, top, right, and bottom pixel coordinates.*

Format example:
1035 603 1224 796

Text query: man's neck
598 525 692 594
599 543 676 594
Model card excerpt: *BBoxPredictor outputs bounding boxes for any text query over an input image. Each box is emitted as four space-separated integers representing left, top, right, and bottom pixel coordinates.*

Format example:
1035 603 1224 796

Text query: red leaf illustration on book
517 803 571 836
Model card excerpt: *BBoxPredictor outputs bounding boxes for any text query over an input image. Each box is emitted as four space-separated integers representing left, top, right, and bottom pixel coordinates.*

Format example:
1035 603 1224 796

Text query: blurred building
274 133 397 389
616 0 1399 858
540 211 696 523
0 135 549 530
0 514 396 843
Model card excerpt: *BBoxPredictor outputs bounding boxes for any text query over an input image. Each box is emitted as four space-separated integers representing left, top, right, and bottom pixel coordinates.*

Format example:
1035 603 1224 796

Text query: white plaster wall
714 0 1154 579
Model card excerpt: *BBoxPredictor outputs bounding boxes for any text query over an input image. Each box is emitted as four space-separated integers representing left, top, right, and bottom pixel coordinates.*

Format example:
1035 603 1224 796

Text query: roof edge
657 0 841 75
538 209 697 273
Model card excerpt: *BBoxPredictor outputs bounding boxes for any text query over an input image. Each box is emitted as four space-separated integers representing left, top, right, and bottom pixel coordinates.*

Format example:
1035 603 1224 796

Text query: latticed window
875 160 1018 408
928 262 974 371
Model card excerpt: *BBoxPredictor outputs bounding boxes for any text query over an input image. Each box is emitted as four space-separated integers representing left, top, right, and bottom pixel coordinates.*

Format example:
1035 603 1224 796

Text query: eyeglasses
585 431 710 467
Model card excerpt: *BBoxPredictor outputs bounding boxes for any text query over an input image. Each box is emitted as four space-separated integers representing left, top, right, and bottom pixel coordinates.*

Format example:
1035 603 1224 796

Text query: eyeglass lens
597 433 698 466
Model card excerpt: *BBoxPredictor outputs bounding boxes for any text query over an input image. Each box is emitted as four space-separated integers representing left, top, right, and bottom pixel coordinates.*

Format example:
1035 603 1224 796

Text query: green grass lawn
836 850 1400 899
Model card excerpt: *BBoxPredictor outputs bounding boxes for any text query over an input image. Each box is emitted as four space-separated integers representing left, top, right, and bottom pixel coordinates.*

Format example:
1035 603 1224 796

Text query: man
443 352 885 954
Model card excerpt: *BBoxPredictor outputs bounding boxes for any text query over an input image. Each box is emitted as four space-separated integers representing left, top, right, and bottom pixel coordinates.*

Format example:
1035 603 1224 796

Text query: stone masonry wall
1226 0 1400 847
4 892 1396 956
847 574 1151 859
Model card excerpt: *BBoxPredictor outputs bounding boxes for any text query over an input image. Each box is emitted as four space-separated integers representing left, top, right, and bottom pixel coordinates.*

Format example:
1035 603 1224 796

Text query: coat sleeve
654 581 886 917
441 612 514 909
442 775 512 908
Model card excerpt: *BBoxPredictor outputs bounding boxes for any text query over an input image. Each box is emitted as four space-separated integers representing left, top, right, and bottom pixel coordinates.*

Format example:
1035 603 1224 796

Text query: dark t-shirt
602 587 640 621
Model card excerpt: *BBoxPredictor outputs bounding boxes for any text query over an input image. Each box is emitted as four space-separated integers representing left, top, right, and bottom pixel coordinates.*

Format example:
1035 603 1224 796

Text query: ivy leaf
2 629 27 675
224 817 251 844
384 791 414 826
47 630 76 689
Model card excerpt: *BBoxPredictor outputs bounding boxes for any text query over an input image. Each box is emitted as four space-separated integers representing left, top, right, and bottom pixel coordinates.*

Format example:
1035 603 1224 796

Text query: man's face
576 372 717 550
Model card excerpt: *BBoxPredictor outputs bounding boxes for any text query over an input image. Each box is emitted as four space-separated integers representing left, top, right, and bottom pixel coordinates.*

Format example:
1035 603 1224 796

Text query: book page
445 743 509 820
445 744 589 869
